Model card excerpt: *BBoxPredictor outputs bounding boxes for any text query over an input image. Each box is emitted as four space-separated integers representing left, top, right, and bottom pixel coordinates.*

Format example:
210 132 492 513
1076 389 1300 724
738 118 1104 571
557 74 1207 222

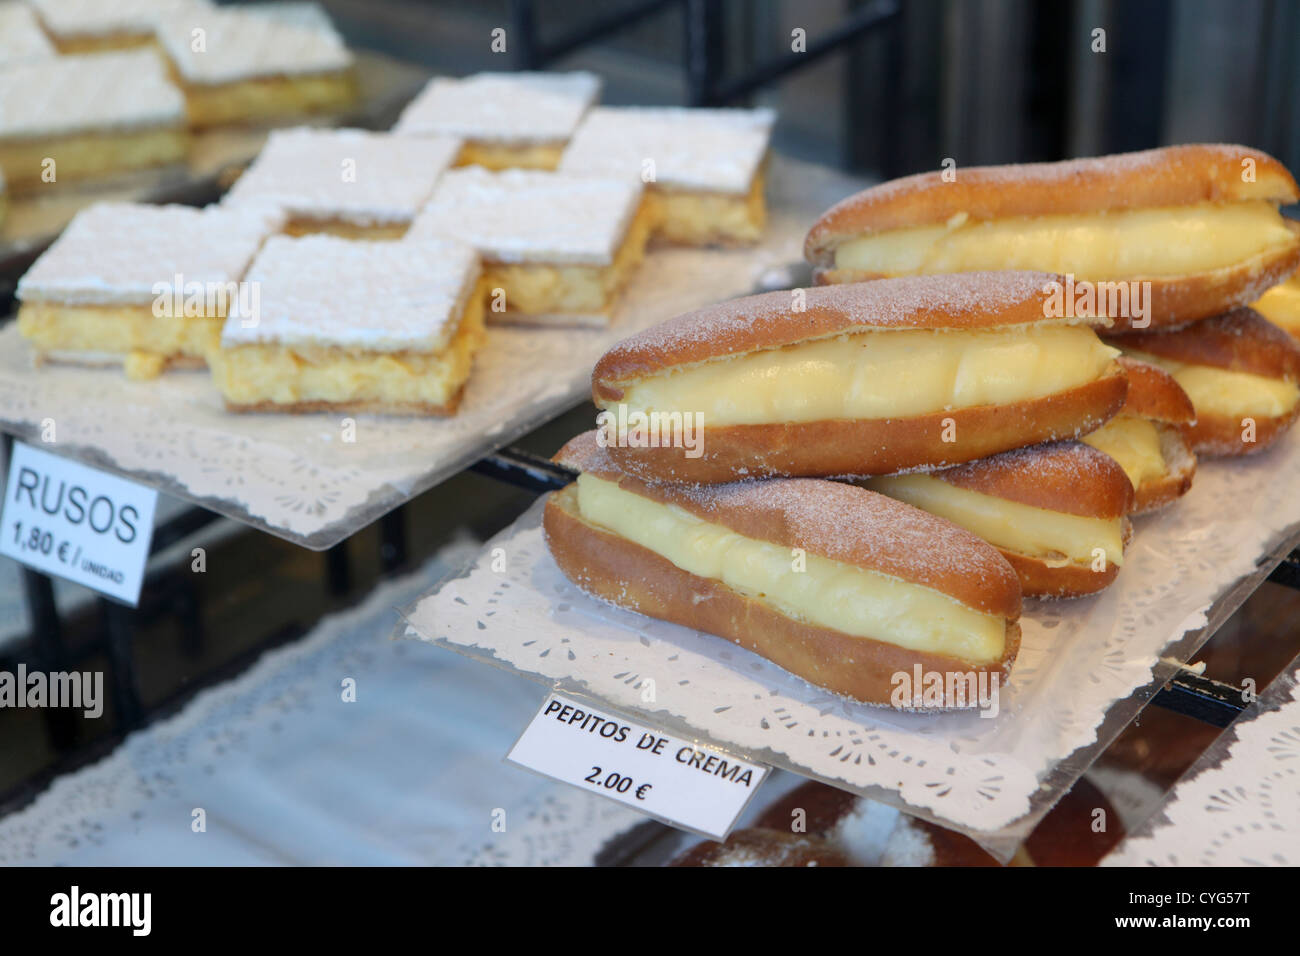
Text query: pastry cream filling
1253 277 1300 337
455 141 564 171
616 324 1118 426
574 473 1006 663
1122 350 1300 418
0 128 186 192
1081 416 1167 490
833 201 1296 278
208 294 485 409
486 202 654 316
176 70 358 128
864 474 1125 569
648 170 767 245
17 302 220 378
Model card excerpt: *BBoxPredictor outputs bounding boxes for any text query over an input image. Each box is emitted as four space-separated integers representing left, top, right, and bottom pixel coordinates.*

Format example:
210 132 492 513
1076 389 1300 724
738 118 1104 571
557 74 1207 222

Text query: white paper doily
0 542 646 866
401 427 1300 844
0 157 860 550
1104 660 1300 866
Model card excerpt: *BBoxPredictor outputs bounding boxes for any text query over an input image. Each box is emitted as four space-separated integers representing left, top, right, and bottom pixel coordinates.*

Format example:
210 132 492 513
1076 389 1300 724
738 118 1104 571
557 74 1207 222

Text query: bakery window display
1104 308 1300 458
222 127 462 239
0 50 186 192
406 168 652 326
590 272 1126 483
543 431 1022 709
862 441 1134 599
152 3 357 128
559 106 774 245
0 2 58 66
15 202 282 379
24 0 210 54
207 235 485 415
804 144 1300 328
1080 357 1197 513
392 71 601 171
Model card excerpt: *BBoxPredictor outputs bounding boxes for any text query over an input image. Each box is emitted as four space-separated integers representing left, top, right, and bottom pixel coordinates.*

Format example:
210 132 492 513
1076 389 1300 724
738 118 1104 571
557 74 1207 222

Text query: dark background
310 0 1300 179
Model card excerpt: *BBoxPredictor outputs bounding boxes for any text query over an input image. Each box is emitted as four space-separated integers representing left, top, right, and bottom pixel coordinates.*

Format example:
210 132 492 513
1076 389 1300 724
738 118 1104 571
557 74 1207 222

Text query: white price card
0 442 157 606
508 692 769 840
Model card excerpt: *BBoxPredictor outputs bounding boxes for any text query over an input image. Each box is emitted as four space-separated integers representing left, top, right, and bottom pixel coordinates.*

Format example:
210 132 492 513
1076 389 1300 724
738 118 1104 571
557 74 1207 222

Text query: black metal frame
506 0 903 174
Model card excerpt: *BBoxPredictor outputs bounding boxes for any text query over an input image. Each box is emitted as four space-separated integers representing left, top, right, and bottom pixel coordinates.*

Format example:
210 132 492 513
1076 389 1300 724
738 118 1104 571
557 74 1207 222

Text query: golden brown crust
543 490 1020 707
592 272 1081 394
1133 426 1196 514
933 440 1135 519
1176 406 1300 458
599 368 1128 485
1115 357 1196 424
1106 307 1300 381
555 431 1022 618
804 144 1300 263
813 234 1300 330
998 545 1122 600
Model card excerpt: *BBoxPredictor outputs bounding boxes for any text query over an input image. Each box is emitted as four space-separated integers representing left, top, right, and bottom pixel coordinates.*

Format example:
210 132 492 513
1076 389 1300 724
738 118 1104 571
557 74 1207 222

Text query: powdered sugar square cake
0 2 58 66
153 2 356 127
208 236 485 416
407 167 650 327
16 202 281 378
224 127 462 238
0 49 186 192
25 0 211 53
393 71 600 171
560 106 775 245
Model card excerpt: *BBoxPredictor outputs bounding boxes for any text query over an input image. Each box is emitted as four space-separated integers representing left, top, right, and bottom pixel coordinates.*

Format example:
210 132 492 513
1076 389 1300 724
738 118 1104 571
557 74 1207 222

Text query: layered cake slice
0 50 186 192
224 127 462 239
16 202 281 378
407 168 650 326
559 106 774 244
393 71 600 171
153 2 356 127
25 0 210 53
208 235 485 415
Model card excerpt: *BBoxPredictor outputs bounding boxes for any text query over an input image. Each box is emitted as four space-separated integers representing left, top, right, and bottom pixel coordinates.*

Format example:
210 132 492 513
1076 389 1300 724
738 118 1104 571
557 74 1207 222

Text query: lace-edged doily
0 543 646 866
1105 662 1300 866
403 428 1300 836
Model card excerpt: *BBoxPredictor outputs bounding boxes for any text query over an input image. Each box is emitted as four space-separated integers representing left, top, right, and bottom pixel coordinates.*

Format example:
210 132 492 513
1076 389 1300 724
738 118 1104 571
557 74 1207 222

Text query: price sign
508 692 769 839
0 442 157 605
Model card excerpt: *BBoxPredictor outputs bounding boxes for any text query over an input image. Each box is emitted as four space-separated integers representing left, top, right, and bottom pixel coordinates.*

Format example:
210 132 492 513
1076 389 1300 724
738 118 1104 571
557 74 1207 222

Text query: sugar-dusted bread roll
1081 357 1196 513
1105 308 1300 457
591 272 1126 483
862 441 1133 599
544 431 1022 708
805 145 1300 330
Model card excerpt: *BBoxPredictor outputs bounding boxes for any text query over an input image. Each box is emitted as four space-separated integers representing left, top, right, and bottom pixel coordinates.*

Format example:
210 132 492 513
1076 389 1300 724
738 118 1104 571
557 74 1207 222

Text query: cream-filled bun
591 271 1127 484
1105 308 1300 458
1253 271 1300 339
544 431 1022 709
862 441 1134 599
805 144 1300 330
1080 357 1196 514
